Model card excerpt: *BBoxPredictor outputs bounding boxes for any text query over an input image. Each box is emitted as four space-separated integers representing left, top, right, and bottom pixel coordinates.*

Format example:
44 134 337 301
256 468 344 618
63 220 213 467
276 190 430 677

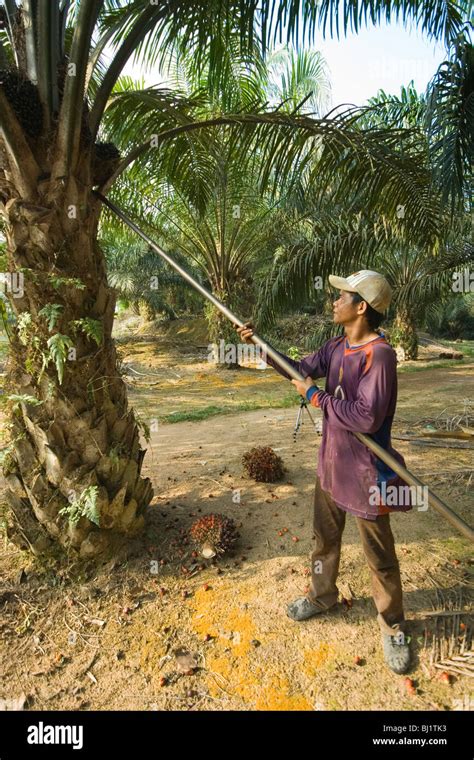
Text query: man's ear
356 300 368 316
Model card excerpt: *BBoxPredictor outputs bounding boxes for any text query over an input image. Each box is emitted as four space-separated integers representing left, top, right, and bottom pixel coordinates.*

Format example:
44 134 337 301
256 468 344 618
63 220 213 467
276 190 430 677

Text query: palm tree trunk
2 195 153 559
393 307 419 360
138 300 156 323
205 284 241 369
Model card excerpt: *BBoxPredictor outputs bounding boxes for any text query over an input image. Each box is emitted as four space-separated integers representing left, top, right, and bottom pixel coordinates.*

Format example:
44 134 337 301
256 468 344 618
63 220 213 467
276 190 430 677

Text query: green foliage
134 411 151 443
101 227 194 320
0 430 26 475
264 47 331 115
49 276 86 291
46 381 56 400
425 36 474 214
17 312 33 346
108 443 126 470
425 294 474 339
7 394 43 413
266 312 340 352
0 449 17 477
0 298 12 341
364 81 426 130
70 318 103 346
287 345 300 360
59 486 100 527
38 304 64 332
45 333 73 385
25 358 36 374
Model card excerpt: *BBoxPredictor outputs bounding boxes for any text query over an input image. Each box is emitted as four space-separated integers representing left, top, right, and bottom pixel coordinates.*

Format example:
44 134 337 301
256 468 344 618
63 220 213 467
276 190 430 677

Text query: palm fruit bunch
0 68 43 138
189 513 238 558
92 141 121 185
242 445 284 482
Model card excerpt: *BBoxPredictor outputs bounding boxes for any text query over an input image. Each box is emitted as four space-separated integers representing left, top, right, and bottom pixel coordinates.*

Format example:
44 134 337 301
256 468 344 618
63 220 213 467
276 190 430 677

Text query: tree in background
103 47 330 365
101 225 203 322
426 292 474 340
257 29 473 359
264 46 331 115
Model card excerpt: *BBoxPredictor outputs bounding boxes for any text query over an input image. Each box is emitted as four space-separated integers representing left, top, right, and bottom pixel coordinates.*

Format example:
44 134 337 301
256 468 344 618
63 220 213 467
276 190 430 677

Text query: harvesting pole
95 191 474 543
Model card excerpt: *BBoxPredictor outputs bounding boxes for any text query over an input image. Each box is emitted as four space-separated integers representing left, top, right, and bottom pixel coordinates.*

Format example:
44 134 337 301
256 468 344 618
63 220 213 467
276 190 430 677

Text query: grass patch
0 335 8 363
158 393 299 424
454 344 474 359
430 338 474 358
398 360 467 374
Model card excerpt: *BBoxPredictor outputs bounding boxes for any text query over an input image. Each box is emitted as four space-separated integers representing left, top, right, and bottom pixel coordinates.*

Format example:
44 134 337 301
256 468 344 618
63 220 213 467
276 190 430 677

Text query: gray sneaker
382 632 411 674
287 597 331 621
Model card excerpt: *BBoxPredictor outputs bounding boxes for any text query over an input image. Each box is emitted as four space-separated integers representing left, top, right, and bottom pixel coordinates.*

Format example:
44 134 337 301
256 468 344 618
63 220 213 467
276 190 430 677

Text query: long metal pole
95 191 474 543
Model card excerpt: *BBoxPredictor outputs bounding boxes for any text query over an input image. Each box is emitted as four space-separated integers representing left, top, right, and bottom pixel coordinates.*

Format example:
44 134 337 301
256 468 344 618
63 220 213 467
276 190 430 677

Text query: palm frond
255 209 390 328
53 0 104 176
425 34 474 214
95 0 468 123
265 46 332 115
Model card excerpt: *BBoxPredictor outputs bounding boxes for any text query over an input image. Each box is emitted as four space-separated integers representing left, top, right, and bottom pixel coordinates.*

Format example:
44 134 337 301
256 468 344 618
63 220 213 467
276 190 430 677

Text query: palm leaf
425 34 474 213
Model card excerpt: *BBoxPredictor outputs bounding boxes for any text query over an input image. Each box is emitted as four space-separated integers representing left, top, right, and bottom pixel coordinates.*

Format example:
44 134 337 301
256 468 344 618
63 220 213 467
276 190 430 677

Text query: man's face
332 289 361 325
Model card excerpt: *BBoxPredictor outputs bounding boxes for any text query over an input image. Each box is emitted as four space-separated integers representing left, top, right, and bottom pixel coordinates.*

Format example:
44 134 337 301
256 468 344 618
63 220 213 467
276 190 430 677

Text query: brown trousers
307 477 405 634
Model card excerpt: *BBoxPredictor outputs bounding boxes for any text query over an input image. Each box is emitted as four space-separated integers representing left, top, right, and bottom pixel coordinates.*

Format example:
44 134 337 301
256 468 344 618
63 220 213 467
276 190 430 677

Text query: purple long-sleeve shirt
265 334 413 520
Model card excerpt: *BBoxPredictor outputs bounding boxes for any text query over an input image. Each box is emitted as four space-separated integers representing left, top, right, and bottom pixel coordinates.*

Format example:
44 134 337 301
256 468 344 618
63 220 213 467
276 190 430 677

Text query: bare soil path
0 320 472 711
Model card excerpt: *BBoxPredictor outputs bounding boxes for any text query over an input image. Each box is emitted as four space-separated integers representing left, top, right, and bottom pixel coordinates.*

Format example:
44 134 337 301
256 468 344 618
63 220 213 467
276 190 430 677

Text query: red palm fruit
242 446 284 482
404 677 416 695
189 514 238 557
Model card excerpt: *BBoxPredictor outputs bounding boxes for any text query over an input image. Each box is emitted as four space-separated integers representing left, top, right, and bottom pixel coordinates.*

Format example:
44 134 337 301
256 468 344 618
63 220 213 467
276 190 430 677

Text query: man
235 270 412 674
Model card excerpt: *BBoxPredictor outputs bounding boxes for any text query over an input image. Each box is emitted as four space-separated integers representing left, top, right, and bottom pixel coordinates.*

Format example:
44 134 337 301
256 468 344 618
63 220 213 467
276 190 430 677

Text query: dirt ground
0 319 473 711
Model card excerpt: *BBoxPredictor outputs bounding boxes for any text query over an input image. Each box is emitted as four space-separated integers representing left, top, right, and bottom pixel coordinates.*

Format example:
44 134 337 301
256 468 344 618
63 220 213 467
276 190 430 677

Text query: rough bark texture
1 177 153 560
138 300 156 323
205 283 243 369
393 308 419 360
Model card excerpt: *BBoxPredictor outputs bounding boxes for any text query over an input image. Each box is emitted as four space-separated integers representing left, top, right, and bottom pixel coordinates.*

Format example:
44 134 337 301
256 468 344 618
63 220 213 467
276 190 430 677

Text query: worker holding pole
96 194 472 675
236 270 416 675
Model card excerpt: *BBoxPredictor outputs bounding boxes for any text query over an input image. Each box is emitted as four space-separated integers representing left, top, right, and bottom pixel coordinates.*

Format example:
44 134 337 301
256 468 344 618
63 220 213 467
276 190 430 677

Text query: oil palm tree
0 0 469 559
381 236 474 357
256 202 473 358
257 41 473 360
425 31 474 214
364 31 473 213
104 49 325 365
103 45 447 364
101 227 199 322
264 46 331 114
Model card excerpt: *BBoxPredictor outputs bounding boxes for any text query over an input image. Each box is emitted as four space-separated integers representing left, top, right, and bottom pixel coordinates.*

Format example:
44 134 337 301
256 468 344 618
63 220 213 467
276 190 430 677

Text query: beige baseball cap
329 270 392 314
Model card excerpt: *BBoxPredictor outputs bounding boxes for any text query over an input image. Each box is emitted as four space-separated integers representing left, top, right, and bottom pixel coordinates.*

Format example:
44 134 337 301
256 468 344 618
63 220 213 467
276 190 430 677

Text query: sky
312 20 448 108
121 17 450 110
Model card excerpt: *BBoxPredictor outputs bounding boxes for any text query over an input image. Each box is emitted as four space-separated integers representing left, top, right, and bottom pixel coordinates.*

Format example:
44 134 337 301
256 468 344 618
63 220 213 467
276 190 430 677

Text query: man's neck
344 324 380 347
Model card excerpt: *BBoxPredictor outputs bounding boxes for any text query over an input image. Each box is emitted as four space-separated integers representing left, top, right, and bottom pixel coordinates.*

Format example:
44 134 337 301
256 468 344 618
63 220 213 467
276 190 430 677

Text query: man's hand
291 377 316 398
233 321 254 345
